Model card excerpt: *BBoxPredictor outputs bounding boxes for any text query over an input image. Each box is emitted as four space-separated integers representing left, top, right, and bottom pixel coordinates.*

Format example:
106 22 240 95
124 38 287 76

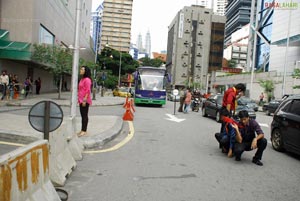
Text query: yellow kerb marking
83 121 134 154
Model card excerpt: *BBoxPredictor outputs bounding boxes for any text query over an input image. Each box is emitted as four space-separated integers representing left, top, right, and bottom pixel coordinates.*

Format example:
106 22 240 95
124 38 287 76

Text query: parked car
263 94 291 115
237 97 258 112
112 87 131 97
270 95 300 155
202 94 256 122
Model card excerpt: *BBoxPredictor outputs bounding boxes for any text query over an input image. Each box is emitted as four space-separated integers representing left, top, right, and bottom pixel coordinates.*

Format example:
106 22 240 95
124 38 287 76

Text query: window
39 25 54 45
290 99 300 115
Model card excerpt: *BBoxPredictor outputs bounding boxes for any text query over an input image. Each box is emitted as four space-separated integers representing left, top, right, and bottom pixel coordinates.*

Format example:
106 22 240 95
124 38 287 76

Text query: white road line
259 123 269 128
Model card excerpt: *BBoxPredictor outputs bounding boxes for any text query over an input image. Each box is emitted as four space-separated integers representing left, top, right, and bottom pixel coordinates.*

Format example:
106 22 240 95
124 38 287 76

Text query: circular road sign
28 101 63 133
173 89 179 96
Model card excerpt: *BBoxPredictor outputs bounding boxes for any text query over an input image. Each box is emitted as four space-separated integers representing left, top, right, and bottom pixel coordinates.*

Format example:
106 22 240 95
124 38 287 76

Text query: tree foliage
259 79 275 102
292 68 300 89
97 47 139 88
32 44 73 98
228 59 237 68
139 57 164 67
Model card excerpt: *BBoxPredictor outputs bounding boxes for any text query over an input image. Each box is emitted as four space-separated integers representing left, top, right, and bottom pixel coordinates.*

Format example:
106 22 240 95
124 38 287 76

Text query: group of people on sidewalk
215 83 267 166
0 69 42 100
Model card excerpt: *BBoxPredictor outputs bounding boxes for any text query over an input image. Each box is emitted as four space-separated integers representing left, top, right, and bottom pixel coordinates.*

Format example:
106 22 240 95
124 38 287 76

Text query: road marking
0 141 25 147
83 121 134 154
259 123 269 128
165 113 186 123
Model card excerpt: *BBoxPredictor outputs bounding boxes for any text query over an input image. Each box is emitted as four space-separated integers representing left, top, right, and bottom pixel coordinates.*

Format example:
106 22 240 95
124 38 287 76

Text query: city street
62 101 300 201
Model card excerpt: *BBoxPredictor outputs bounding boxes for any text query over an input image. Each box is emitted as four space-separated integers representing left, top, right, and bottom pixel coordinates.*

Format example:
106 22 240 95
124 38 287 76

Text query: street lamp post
118 51 122 87
70 0 82 118
118 9 124 87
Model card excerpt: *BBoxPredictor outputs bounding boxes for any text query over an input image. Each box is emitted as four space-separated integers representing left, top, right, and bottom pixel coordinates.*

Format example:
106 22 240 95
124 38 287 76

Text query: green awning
271 34 300 46
0 29 31 61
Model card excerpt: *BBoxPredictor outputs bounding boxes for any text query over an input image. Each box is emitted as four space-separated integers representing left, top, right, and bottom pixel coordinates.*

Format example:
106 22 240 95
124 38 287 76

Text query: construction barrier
0 140 61 201
122 98 134 121
49 119 78 187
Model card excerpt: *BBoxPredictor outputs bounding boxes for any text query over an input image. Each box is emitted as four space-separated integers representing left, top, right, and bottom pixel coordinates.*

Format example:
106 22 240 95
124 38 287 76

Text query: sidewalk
0 92 127 149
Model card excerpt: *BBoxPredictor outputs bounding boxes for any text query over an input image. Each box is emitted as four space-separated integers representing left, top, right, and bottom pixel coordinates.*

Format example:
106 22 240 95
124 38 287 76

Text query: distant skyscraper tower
136 33 143 52
145 30 151 56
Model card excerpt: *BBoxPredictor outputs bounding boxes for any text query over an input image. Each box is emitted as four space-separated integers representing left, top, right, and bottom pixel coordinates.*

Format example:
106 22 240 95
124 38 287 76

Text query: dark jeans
79 103 90 132
1 84 7 100
215 132 231 151
234 138 267 160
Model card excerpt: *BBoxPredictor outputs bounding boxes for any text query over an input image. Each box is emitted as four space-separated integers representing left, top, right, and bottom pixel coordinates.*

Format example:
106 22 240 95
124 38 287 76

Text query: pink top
185 91 192 104
78 77 92 105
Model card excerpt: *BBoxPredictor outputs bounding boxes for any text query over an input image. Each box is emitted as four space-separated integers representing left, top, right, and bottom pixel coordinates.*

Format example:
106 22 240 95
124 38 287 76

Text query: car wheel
202 107 207 117
271 128 284 152
216 111 221 122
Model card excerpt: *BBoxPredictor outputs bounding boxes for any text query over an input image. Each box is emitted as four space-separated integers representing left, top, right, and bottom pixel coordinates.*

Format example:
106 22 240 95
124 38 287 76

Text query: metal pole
118 51 122 87
282 10 291 97
70 0 82 118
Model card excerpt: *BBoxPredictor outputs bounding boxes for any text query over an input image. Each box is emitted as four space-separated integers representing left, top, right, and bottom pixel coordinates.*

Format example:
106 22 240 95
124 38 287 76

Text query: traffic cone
123 98 134 121
123 96 129 108
130 99 135 112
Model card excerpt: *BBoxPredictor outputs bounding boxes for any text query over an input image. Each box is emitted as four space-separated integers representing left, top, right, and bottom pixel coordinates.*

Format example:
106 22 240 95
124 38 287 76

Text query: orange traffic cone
123 98 134 121
130 99 135 112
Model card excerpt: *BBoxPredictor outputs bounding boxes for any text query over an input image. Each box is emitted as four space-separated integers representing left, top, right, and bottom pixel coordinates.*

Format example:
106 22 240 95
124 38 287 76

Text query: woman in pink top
77 66 92 137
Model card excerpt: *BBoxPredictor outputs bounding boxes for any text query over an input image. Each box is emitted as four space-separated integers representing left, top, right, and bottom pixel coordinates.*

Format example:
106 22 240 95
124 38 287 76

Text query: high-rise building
224 0 251 46
145 30 151 56
136 33 143 52
166 5 226 90
100 0 133 52
91 4 104 54
211 0 228 16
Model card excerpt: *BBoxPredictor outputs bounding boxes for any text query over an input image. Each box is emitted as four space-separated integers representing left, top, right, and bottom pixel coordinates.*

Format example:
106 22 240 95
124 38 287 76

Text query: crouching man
234 110 267 166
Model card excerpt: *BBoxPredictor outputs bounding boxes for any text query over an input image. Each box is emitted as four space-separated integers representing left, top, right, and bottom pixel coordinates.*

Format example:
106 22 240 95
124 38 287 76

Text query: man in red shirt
222 83 246 115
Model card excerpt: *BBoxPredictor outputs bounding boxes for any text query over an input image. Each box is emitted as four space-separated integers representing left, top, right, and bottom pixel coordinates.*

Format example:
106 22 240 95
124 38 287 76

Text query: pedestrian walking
35 77 41 94
259 92 264 105
0 70 9 100
77 66 92 137
183 88 192 113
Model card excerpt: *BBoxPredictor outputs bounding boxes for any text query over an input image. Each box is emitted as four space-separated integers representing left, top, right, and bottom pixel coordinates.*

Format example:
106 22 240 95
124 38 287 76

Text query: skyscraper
145 30 151 56
211 0 228 16
136 33 143 52
224 0 251 46
100 0 133 52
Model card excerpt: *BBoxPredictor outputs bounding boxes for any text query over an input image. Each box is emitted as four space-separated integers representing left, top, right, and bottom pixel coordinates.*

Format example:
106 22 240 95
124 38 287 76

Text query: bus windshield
139 75 165 91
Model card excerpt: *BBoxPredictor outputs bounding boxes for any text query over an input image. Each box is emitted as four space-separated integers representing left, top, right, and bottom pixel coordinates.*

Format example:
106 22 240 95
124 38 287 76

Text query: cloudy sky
92 0 199 53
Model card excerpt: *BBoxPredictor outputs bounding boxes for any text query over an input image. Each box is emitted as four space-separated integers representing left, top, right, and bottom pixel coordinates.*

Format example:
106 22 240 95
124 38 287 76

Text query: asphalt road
62 101 300 201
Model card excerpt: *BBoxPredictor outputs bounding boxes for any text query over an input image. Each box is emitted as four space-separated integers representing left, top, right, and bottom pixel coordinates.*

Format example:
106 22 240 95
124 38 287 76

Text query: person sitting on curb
234 110 267 166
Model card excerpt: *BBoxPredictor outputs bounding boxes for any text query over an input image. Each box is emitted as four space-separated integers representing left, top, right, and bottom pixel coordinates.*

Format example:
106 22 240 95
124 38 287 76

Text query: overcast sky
92 0 199 53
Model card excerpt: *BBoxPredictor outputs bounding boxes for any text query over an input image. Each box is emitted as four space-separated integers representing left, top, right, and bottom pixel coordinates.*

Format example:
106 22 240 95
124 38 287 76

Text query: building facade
224 0 251 46
223 23 249 70
100 0 133 53
0 0 94 92
268 2 300 74
166 5 226 90
211 0 228 16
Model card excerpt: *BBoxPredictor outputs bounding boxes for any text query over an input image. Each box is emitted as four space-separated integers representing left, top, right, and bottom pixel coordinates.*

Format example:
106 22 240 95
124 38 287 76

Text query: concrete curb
79 116 124 149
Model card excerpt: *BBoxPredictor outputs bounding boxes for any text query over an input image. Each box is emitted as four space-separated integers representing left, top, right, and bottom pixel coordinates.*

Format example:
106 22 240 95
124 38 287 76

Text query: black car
237 97 258 112
202 94 256 122
263 94 291 115
271 95 300 155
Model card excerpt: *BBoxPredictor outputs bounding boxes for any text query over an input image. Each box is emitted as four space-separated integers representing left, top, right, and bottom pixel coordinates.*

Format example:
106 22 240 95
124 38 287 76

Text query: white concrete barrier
49 120 77 187
0 140 61 201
